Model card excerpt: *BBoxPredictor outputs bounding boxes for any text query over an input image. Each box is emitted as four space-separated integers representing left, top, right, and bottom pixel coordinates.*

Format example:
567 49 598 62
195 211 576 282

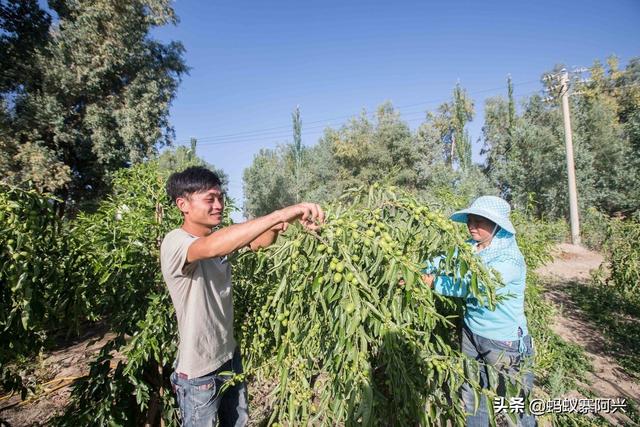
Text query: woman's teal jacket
427 228 529 342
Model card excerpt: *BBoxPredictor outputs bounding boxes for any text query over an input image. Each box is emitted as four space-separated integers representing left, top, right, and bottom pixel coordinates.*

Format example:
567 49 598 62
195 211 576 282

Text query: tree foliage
3 38 640 423
0 161 587 425
246 58 640 223
51 163 528 426
0 0 187 206
157 138 229 190
243 99 490 218
482 57 640 218
233 185 516 425
0 156 230 422
0 183 101 397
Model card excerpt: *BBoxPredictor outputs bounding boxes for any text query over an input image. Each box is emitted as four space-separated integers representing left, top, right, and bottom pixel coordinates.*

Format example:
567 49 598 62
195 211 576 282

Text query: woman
422 196 535 427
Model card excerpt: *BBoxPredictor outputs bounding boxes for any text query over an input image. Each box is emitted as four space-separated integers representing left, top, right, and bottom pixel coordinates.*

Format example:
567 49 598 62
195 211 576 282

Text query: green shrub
604 218 640 296
581 207 610 250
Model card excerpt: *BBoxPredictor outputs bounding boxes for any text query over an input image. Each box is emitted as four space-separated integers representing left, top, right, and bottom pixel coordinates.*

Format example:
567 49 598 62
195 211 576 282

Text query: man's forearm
188 211 283 261
187 202 323 262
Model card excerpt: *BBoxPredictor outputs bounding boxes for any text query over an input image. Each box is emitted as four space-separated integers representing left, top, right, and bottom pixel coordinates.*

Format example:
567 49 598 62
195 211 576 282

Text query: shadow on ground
554 278 640 381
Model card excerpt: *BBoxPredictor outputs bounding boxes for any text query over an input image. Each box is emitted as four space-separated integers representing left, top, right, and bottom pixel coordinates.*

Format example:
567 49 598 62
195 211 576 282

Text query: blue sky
154 0 640 220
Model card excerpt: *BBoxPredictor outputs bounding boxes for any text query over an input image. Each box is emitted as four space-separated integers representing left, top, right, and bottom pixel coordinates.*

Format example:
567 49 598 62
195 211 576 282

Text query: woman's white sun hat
449 196 516 235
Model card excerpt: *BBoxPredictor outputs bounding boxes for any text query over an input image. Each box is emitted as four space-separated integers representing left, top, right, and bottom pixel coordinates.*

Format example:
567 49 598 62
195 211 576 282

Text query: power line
187 89 548 149
179 79 541 144
174 79 541 146
174 81 640 150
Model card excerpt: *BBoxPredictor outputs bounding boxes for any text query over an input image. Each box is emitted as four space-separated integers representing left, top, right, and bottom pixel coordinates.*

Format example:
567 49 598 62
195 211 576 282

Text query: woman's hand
421 274 434 288
398 274 435 288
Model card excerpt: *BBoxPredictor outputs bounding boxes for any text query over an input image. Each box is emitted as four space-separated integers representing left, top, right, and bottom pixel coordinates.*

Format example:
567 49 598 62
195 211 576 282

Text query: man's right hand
277 203 325 231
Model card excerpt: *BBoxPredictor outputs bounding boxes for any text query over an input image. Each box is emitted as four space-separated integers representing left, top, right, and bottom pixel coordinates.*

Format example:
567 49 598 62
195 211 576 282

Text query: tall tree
243 101 492 217
616 58 640 154
452 84 474 170
0 0 187 206
481 60 640 219
573 58 640 214
292 105 302 202
482 76 517 198
481 95 512 196
507 75 516 137
323 102 420 190
428 84 474 169
243 146 297 218
157 139 229 190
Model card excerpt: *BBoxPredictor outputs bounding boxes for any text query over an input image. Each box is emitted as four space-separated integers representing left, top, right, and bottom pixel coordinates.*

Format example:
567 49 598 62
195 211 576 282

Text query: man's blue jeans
170 348 248 427
461 325 536 427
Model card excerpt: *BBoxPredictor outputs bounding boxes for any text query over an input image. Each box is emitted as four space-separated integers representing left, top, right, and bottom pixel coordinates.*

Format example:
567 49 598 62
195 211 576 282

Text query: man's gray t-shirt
160 228 236 378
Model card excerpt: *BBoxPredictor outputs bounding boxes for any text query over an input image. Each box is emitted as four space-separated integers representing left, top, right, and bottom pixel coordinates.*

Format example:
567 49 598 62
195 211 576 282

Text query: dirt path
0 327 116 427
537 243 640 426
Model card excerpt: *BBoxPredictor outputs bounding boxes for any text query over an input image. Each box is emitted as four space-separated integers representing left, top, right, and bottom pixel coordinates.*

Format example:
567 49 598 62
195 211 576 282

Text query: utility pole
559 70 581 245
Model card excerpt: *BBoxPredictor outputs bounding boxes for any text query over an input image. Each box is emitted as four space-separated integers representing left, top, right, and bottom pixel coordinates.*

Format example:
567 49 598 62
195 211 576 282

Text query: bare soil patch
537 243 639 425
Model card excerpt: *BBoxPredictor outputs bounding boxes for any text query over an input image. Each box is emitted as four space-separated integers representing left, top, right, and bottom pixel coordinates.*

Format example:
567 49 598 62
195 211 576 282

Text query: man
160 166 324 426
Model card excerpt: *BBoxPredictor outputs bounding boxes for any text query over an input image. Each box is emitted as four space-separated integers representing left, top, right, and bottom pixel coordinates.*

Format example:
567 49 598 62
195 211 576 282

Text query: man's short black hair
166 166 222 203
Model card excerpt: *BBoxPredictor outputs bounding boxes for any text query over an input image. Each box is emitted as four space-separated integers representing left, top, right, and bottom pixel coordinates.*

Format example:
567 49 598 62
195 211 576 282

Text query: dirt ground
537 243 640 426
2 243 639 426
0 327 115 426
